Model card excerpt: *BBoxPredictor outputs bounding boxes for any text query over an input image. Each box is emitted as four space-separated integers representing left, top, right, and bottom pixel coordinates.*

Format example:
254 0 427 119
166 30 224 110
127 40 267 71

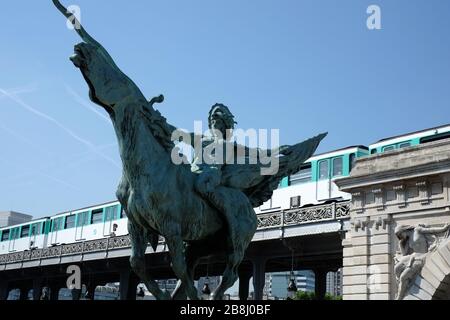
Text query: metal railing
0 201 350 266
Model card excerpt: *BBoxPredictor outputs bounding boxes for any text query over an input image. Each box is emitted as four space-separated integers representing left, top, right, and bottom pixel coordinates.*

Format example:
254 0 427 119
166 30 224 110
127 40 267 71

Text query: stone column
314 268 328 300
238 269 252 301
119 270 139 300
252 257 266 300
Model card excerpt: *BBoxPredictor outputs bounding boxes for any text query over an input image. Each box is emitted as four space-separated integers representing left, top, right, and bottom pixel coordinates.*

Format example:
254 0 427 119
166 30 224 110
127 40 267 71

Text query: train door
330 157 344 197
8 227 19 252
29 223 41 249
75 211 89 241
50 217 63 245
103 206 117 237
316 159 331 201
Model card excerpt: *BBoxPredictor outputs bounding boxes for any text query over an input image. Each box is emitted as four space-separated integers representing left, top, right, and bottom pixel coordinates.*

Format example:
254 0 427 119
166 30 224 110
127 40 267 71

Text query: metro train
1 123 449 255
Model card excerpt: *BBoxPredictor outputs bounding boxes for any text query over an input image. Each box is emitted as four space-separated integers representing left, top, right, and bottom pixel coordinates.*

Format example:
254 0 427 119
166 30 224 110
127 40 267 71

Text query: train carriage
255 146 369 213
0 217 49 254
48 201 128 246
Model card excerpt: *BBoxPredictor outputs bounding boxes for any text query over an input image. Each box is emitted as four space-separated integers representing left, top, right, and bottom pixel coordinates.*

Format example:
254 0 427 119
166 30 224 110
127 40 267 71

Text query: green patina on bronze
53 0 326 300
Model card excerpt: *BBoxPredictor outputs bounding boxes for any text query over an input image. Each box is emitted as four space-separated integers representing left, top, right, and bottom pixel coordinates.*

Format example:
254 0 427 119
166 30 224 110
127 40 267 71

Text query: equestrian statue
52 0 326 300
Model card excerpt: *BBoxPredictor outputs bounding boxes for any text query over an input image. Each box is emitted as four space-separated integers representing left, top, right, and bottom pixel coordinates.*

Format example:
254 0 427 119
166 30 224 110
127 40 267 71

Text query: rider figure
191 103 237 203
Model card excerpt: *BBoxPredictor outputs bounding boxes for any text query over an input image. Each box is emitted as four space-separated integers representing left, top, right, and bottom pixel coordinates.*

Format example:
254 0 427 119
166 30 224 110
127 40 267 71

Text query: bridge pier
252 257 267 300
314 268 328 300
32 279 44 300
50 285 61 300
119 270 139 300
71 288 82 300
18 286 30 300
0 280 9 300
238 269 252 300
85 282 97 300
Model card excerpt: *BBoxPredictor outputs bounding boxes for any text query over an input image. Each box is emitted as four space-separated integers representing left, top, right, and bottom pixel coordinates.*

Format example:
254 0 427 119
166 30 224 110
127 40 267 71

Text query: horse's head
54 0 143 115
70 41 139 114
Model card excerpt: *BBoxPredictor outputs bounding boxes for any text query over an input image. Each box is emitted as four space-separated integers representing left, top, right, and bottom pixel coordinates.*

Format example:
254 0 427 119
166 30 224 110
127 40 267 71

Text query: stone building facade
336 138 450 300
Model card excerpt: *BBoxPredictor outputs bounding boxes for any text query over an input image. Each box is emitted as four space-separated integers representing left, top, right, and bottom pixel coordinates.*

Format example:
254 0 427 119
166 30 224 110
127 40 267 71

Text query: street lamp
287 250 297 300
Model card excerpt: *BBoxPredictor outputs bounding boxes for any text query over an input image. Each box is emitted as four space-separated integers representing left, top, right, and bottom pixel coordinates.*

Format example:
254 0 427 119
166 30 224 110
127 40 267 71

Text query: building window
20 225 30 238
91 209 104 225
319 160 329 180
407 187 419 198
386 189 396 202
332 157 343 177
365 192 375 204
290 164 312 185
431 183 443 195
65 215 76 229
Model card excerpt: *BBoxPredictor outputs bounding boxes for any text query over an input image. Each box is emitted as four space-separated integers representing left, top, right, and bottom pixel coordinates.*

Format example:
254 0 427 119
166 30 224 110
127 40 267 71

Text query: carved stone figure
394 223 450 300
53 0 326 300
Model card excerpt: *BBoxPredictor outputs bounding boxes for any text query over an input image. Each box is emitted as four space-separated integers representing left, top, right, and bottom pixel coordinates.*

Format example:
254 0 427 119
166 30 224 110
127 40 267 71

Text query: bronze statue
53 0 326 300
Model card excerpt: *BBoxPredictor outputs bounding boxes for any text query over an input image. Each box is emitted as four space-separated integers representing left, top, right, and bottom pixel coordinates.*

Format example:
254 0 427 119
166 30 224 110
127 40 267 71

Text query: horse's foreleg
128 220 169 300
165 235 199 300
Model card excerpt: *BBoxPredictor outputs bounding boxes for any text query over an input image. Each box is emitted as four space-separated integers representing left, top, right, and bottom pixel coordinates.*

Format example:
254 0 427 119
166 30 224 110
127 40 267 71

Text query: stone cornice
336 159 450 191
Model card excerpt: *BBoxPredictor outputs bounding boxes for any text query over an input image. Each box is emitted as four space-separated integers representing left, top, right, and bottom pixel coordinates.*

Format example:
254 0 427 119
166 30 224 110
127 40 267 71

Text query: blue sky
1 0 450 218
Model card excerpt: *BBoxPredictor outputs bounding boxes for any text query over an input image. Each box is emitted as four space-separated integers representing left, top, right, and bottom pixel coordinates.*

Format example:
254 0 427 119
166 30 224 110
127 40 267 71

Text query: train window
52 218 64 232
290 164 312 185
319 160 329 180
91 209 103 224
1 230 10 241
65 215 76 229
121 207 127 218
349 154 356 171
20 225 30 238
77 211 90 226
105 205 118 221
10 228 19 240
332 157 343 177
399 142 411 148
382 145 395 152
30 224 40 236
420 132 450 144
370 149 377 155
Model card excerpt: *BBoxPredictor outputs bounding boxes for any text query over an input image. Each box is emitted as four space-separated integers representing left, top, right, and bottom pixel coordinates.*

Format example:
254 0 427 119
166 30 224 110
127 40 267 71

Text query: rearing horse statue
53 0 326 300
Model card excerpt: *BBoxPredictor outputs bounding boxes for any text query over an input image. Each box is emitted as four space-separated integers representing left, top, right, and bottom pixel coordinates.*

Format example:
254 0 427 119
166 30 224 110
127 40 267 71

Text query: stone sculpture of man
394 223 450 300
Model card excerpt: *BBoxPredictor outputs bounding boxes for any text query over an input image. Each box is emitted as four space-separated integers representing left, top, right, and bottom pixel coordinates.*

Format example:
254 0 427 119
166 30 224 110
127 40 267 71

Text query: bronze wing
221 133 327 207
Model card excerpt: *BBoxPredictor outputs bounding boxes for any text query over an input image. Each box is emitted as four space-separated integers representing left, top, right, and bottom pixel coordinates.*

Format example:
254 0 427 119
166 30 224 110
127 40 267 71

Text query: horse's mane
139 103 176 153
141 104 175 153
